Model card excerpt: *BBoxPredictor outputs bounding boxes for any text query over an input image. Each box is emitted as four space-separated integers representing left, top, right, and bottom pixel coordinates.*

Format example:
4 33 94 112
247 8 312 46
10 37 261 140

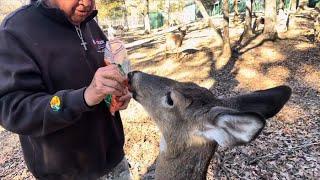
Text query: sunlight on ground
278 29 312 39
236 67 289 91
156 59 180 76
238 68 258 79
242 47 285 67
276 104 304 124
260 46 285 63
266 66 290 83
215 56 230 70
183 29 223 52
299 64 320 91
199 79 216 89
237 48 290 91
121 101 148 123
121 101 159 179
184 54 209 67
130 53 146 60
294 42 317 51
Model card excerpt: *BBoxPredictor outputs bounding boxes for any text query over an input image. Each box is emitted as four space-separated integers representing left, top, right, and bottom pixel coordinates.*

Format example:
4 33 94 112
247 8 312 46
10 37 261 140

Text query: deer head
128 71 291 179
177 26 187 38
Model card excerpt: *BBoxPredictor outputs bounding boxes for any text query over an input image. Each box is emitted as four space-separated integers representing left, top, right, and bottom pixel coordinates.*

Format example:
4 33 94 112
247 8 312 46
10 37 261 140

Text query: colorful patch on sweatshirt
50 96 61 112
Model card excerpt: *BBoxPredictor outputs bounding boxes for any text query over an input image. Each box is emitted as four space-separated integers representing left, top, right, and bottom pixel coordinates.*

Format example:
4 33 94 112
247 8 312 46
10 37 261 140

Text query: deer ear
223 86 291 119
169 90 192 108
196 108 265 148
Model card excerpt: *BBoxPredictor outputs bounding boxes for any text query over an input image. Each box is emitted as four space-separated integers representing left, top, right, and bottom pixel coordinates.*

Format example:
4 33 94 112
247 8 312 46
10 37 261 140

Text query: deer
127 71 291 180
253 16 265 33
165 26 187 58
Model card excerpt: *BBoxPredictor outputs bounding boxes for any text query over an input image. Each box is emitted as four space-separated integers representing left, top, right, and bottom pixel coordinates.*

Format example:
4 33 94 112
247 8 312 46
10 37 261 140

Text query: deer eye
166 92 174 106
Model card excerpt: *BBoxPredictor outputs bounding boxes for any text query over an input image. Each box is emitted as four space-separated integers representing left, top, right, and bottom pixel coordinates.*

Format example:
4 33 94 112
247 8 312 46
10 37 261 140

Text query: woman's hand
118 89 132 110
84 65 126 106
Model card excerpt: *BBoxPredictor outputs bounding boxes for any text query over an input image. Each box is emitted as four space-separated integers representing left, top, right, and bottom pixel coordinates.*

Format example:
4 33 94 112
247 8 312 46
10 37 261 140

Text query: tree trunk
244 0 253 34
194 0 210 20
298 0 309 9
315 15 320 43
239 0 278 53
279 0 285 10
194 0 214 27
291 0 298 12
263 0 277 36
144 0 151 34
238 0 254 46
123 0 129 30
165 0 171 26
277 0 289 33
194 0 222 38
234 0 239 22
221 0 232 59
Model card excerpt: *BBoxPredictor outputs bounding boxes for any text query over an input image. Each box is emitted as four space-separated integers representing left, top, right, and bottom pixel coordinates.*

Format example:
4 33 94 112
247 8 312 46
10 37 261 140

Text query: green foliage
211 0 266 16
310 0 320 7
96 0 125 20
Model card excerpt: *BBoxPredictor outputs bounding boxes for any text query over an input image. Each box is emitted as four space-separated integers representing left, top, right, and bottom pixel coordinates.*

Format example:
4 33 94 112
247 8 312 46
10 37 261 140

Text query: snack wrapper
104 38 131 115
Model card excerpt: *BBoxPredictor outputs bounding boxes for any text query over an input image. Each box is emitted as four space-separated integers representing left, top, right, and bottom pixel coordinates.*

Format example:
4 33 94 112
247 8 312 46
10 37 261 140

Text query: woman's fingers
99 65 126 84
84 64 128 106
94 65 128 95
118 97 130 110
98 78 125 94
118 90 132 110
104 86 123 97
118 92 131 102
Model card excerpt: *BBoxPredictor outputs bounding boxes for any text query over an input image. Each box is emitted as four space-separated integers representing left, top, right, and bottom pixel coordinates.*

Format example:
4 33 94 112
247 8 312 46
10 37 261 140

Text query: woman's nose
80 0 92 7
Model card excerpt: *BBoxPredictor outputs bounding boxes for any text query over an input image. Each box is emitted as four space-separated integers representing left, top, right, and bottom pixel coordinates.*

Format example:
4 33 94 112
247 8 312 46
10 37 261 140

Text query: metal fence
104 15 145 29
104 0 319 30
105 12 188 30
211 0 295 16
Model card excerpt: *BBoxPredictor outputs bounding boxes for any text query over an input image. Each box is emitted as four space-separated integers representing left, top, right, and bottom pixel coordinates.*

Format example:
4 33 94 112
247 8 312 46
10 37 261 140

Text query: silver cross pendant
81 41 88 51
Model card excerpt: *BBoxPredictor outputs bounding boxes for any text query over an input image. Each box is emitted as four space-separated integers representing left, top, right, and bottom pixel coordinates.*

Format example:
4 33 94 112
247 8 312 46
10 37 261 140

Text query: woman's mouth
76 10 90 16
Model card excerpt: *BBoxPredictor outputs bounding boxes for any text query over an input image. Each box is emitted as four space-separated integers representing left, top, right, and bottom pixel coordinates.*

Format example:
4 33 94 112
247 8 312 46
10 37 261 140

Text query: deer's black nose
127 71 135 83
127 71 139 94
127 71 140 86
128 70 140 78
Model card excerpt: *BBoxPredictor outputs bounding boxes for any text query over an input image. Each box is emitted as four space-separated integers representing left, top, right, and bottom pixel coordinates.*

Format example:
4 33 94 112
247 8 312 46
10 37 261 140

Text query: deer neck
155 141 217 180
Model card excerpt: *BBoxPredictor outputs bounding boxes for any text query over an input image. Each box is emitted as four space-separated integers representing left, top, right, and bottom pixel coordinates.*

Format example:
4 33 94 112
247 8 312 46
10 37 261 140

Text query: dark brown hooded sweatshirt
0 3 124 180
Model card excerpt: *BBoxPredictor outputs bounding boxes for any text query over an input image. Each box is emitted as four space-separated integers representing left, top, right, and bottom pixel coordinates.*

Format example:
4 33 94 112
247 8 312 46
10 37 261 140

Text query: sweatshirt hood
35 2 98 27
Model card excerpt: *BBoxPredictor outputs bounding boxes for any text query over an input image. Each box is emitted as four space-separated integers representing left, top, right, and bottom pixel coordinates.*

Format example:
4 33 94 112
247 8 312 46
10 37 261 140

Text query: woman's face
49 0 95 25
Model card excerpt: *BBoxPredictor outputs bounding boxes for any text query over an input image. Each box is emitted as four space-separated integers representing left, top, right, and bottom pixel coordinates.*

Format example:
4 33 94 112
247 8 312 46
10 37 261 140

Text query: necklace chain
75 25 88 51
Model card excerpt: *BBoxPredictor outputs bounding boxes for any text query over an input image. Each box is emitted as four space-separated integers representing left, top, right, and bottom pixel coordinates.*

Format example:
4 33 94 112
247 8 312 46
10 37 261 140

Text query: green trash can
149 12 164 29
310 0 320 7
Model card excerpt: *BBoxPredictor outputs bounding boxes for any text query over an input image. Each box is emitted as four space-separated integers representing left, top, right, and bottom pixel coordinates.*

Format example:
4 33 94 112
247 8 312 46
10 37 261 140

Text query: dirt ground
0 13 319 179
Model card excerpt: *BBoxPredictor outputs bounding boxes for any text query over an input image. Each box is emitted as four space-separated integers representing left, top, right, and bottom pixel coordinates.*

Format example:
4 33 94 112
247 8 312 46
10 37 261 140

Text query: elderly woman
0 0 132 179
